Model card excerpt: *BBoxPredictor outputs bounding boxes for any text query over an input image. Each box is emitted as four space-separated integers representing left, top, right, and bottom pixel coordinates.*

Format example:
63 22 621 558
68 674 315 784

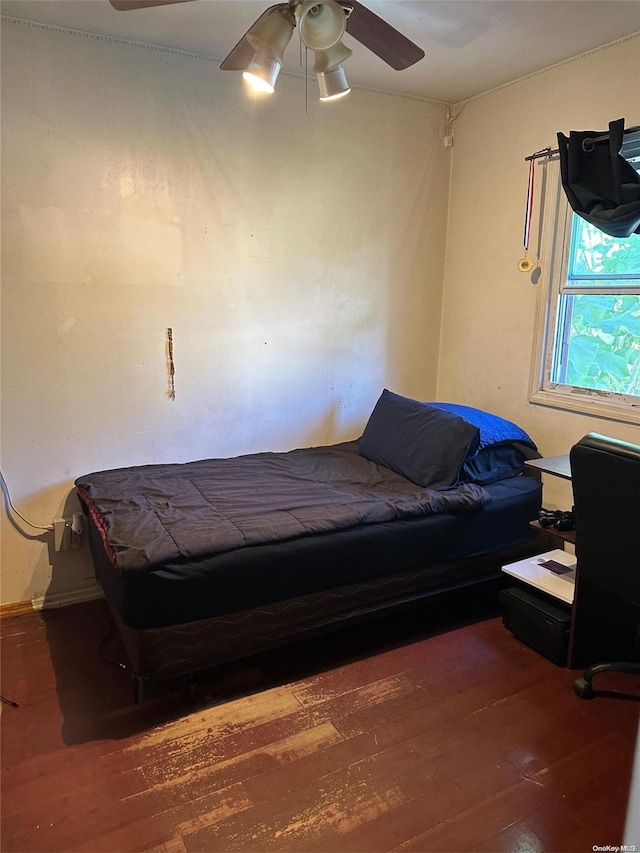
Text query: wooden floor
1 598 638 853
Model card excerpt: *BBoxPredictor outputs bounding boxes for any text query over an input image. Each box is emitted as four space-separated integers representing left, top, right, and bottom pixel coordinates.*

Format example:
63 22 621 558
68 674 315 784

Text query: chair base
573 661 640 699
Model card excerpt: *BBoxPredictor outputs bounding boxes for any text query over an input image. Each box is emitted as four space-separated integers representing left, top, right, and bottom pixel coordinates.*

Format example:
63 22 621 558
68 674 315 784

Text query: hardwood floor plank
99 675 414 780
127 687 305 750
287 621 518 708
148 838 188 853
141 721 344 795
313 751 525 852
7 781 252 853
2 765 149 824
486 750 635 853
460 734 631 853
183 768 408 852
74 782 252 853
528 732 632 800
1 607 637 853
473 811 556 853
503 709 629 777
3 723 343 851
396 776 555 852
241 731 391 804
567 775 631 842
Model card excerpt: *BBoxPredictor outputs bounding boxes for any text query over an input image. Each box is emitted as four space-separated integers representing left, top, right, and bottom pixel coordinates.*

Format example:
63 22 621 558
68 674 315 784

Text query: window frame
528 140 640 426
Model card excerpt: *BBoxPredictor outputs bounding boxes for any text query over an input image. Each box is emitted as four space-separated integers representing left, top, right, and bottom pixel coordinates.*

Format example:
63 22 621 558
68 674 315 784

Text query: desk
503 454 584 667
525 454 571 480
502 548 576 605
525 454 575 545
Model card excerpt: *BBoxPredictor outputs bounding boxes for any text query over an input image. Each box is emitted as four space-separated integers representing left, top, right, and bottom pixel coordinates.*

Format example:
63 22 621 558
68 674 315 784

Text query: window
530 131 640 424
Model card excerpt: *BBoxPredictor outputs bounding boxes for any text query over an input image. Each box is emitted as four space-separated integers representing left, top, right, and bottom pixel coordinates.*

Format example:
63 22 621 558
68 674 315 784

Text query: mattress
77 441 490 573
87 472 542 630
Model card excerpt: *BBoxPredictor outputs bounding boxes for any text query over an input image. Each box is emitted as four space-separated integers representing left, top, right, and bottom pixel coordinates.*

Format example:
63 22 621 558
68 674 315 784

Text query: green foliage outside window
564 293 640 395
570 220 640 278
556 219 640 397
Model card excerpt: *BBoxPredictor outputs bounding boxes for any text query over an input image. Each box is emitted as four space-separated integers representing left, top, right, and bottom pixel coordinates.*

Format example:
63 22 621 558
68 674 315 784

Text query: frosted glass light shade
243 49 282 93
242 7 295 93
318 64 351 100
297 0 346 50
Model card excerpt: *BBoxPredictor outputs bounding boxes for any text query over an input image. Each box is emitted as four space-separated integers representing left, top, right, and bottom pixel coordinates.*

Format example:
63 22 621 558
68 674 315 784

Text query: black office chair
569 433 640 699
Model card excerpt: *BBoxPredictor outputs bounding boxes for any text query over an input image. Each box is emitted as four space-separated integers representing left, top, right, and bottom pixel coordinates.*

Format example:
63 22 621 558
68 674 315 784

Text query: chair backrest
570 432 640 609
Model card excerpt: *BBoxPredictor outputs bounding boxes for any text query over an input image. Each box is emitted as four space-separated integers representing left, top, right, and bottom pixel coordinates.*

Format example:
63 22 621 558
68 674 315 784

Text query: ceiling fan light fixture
311 40 352 73
119 0 428 98
241 6 295 92
317 64 351 101
242 49 282 93
297 0 346 51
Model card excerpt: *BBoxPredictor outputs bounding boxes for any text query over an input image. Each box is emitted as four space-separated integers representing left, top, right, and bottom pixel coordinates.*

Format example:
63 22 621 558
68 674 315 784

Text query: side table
525 454 575 545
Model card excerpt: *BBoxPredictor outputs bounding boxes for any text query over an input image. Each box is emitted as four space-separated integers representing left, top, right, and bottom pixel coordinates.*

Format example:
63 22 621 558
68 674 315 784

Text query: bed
77 391 549 702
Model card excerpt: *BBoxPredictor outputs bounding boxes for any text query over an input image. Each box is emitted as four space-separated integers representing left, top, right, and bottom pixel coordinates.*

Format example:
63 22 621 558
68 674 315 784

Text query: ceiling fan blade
342 0 424 70
109 0 196 11
220 5 286 71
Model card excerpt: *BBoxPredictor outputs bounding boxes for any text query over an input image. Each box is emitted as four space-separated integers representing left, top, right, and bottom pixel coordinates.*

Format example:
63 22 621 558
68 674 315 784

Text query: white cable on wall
0 470 54 532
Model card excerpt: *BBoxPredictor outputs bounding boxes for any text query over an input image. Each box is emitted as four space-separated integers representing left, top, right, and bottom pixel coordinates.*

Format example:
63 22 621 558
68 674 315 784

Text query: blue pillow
358 390 480 489
426 402 536 452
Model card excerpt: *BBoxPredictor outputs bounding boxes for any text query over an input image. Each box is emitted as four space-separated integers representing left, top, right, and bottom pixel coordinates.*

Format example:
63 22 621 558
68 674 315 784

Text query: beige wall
439 35 640 508
3 21 639 609
0 20 450 606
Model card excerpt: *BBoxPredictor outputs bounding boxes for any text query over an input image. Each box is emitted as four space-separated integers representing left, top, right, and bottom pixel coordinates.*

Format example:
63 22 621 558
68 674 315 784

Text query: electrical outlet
71 512 84 550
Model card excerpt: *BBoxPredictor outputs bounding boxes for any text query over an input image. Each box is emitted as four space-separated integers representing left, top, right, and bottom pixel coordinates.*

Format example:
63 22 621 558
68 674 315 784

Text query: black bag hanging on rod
557 118 640 238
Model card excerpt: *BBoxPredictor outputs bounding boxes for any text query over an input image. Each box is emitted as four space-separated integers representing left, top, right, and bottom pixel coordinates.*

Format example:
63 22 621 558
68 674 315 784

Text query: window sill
529 387 640 426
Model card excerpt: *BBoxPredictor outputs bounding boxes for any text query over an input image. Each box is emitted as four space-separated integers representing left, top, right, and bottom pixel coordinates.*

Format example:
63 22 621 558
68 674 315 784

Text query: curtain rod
524 124 640 162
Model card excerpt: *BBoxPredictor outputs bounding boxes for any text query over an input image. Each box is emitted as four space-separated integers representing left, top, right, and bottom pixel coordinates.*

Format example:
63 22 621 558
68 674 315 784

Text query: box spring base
107 536 554 702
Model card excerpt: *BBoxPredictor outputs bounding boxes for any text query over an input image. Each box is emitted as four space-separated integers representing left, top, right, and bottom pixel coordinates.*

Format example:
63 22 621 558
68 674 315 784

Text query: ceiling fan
108 0 425 101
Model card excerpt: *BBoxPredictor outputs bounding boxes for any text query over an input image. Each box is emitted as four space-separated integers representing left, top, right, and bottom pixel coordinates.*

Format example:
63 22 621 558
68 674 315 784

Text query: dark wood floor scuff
1 600 638 852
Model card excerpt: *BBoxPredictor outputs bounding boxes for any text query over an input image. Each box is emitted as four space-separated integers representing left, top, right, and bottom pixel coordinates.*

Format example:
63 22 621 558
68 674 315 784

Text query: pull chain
167 328 176 401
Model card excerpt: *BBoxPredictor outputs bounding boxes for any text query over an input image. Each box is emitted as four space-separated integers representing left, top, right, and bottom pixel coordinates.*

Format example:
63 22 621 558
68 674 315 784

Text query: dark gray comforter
76 441 490 574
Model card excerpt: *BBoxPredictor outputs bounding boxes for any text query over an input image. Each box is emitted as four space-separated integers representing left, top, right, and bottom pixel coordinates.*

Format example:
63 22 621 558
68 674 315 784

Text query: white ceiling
1 0 639 103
